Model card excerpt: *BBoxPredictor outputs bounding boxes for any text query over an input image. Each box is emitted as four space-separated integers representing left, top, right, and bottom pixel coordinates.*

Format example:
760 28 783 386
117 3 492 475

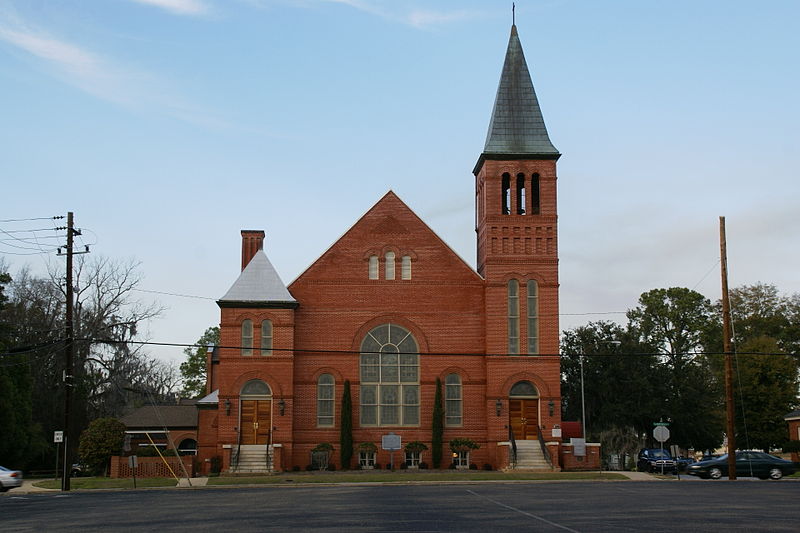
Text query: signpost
653 421 670 475
128 455 138 488
381 433 401 470
54 431 64 480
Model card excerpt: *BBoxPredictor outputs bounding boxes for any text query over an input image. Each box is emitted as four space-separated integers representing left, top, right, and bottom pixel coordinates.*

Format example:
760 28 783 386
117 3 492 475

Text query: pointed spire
481 24 559 159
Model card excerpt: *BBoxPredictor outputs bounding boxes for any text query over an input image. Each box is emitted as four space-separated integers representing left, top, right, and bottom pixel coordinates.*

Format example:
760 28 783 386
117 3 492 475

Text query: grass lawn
34 477 178 490
207 471 628 485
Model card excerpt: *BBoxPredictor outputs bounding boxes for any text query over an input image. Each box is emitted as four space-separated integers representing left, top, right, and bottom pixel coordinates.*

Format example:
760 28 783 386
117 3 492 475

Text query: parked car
686 451 796 480
0 465 23 492
637 448 677 473
676 456 696 472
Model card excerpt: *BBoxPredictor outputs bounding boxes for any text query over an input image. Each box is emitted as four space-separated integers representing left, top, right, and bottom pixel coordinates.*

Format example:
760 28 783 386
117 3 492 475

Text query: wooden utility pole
719 216 736 480
61 211 75 491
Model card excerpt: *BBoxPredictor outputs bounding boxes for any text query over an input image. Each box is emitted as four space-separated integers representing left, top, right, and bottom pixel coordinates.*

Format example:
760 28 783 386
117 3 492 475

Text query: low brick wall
559 443 601 471
110 455 194 479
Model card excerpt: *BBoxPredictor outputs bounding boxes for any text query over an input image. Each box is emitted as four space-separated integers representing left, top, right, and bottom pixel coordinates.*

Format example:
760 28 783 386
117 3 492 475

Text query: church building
196 24 573 473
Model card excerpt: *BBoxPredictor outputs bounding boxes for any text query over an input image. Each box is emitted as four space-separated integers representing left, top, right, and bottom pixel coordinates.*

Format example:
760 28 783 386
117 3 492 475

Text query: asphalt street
2 480 798 532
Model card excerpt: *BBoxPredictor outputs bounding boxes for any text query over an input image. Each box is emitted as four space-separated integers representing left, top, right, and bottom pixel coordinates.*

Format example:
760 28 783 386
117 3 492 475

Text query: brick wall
110 455 193 479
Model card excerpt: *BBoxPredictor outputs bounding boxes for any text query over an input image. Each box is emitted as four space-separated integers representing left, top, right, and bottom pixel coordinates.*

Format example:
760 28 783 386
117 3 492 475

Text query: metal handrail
508 426 517 468
232 427 241 471
537 425 552 468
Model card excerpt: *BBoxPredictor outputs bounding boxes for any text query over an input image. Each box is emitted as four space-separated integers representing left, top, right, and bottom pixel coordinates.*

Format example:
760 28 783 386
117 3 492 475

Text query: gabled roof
480 24 559 166
785 409 800 421
196 389 219 405
218 250 297 307
120 405 198 429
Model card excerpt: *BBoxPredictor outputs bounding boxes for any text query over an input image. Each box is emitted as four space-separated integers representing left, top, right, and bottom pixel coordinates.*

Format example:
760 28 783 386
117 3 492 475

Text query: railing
537 425 552 468
265 443 273 473
508 426 517 468
232 428 241 471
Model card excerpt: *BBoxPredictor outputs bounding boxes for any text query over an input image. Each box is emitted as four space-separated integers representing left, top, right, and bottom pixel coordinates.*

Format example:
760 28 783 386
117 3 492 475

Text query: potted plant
449 438 479 469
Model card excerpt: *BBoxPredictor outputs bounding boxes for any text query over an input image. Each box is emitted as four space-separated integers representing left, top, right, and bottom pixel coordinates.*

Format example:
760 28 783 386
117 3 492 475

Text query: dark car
686 451 796 480
637 448 677 473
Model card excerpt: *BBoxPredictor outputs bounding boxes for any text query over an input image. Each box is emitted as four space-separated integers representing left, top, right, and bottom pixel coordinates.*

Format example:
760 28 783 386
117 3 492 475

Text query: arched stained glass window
241 319 253 356
508 280 519 354
527 281 538 355
445 373 462 426
317 374 335 427
261 320 273 356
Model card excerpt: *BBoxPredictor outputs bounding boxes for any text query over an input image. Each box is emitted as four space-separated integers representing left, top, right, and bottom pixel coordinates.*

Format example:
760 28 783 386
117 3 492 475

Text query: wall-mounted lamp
548 400 555 417
495 399 502 416
278 398 286 416
224 399 231 416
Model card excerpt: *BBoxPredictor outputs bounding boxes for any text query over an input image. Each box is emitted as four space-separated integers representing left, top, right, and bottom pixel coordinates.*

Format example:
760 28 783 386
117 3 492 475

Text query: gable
290 191 481 285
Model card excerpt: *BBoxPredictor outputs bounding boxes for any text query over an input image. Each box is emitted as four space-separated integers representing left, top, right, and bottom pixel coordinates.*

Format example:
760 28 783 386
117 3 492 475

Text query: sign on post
54 431 64 443
382 433 401 470
572 437 586 457
653 426 670 443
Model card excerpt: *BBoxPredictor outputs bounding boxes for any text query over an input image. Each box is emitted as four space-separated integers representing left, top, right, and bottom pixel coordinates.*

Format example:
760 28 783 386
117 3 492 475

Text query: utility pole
719 216 736 480
57 212 88 491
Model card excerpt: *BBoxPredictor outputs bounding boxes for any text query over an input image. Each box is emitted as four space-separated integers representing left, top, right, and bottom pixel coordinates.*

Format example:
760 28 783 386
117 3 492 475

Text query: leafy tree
78 417 126 475
179 326 219 398
561 321 662 441
731 337 798 450
431 377 444 468
340 380 353 469
627 287 724 451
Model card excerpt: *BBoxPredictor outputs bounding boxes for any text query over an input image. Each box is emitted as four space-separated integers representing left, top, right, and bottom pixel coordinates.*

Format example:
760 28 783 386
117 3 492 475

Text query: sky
2 0 798 367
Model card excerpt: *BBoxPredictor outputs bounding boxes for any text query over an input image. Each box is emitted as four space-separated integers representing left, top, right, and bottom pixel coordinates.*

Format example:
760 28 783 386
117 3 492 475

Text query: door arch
509 380 539 440
240 379 272 445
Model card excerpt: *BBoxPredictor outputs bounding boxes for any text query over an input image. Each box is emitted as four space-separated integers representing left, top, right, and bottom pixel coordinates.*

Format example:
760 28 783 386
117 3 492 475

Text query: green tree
78 417 126 475
732 337 798 450
431 377 444 468
340 380 353 469
179 326 219 398
561 321 662 442
627 287 724 451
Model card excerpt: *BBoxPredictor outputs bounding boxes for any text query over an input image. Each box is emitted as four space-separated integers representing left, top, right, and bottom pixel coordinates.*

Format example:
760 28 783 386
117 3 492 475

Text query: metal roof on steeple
480 24 559 163
218 250 297 307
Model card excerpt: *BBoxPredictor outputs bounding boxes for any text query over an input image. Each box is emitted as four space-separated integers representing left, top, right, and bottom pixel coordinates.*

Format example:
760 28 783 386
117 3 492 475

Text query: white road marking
466 489 580 532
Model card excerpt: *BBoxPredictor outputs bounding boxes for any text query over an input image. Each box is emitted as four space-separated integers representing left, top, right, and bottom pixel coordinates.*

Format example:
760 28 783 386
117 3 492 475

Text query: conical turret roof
481 25 559 160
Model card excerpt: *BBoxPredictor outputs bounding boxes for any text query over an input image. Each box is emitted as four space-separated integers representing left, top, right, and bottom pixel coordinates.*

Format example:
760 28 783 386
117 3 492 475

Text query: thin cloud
321 0 482 28
0 15 224 127
128 0 210 16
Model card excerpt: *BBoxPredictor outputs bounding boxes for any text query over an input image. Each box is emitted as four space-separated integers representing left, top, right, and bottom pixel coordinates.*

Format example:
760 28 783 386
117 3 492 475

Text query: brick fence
110 455 194 478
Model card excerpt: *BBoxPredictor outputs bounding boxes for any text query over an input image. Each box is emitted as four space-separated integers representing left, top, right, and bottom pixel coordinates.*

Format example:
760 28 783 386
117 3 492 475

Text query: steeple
477 24 559 172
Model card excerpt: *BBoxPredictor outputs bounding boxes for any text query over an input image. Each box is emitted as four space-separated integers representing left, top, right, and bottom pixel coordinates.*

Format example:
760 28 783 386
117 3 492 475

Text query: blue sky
2 0 798 365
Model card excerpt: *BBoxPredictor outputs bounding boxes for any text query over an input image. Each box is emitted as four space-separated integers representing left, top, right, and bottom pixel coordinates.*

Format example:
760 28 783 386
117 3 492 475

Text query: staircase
232 445 273 473
512 439 551 470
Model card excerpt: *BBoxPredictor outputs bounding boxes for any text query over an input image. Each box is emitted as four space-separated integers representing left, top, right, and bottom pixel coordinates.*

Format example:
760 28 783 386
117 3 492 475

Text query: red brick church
196 24 582 473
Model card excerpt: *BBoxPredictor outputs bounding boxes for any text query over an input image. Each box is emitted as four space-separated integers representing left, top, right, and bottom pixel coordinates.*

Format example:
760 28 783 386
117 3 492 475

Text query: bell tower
475 24 560 357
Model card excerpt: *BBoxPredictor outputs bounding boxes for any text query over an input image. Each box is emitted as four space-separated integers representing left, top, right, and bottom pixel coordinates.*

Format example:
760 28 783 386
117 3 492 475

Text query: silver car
0 465 23 492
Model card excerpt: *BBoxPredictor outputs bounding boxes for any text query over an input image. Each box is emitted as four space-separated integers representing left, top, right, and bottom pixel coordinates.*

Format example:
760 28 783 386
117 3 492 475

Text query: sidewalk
7 480 60 494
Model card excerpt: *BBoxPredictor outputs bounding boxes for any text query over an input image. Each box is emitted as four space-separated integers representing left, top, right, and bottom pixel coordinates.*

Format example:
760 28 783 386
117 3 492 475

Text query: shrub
405 441 428 453
449 438 480 453
327 464 336 471
292 465 301 472
400 462 408 469
448 463 456 470
305 464 314 471
210 455 222 475
469 463 478 470
357 442 377 453
482 463 493 471
78 417 126 476
419 461 429 470
312 442 335 453
374 463 381 470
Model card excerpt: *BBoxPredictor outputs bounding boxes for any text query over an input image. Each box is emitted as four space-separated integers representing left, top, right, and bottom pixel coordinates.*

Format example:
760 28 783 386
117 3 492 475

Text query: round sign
653 425 670 443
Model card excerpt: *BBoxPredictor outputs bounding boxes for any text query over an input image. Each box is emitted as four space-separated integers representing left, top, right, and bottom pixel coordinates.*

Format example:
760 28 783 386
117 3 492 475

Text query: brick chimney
241 230 265 270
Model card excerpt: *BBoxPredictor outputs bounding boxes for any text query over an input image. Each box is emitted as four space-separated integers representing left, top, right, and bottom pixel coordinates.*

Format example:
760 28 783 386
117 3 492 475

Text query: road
2 480 798 532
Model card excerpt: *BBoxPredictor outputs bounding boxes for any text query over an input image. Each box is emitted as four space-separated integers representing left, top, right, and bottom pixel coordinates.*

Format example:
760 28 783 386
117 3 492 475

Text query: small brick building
785 409 800 462
197 24 577 473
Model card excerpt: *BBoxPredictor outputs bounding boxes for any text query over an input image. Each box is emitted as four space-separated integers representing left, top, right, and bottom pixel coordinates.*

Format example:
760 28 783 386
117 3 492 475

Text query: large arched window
527 280 539 355
241 319 253 356
445 373 462 427
360 324 419 426
317 374 335 427
508 280 519 354
401 255 412 280
261 319 273 356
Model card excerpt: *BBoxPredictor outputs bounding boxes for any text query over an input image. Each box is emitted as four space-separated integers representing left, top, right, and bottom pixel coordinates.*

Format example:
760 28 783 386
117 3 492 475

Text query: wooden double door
241 399 271 445
509 399 539 440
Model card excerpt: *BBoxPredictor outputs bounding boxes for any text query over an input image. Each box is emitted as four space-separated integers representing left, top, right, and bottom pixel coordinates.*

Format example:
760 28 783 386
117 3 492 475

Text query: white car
0 465 23 492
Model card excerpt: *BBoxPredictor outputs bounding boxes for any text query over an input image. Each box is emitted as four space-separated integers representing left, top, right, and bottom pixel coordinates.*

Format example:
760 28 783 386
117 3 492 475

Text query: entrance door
241 400 271 445
509 399 539 440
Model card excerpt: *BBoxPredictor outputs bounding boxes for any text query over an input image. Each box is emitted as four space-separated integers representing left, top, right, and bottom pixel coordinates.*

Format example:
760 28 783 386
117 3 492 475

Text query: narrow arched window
368 255 378 280
516 173 526 215
317 374 335 427
531 173 540 215
241 319 253 356
501 173 511 215
508 280 519 354
261 319 273 356
385 251 395 280
527 280 539 355
401 255 411 280
445 373 462 426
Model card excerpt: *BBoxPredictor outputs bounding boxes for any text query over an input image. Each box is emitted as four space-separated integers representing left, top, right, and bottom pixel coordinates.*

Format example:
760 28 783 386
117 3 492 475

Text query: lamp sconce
278 398 286 416
495 399 502 416
224 399 231 416
548 400 555 417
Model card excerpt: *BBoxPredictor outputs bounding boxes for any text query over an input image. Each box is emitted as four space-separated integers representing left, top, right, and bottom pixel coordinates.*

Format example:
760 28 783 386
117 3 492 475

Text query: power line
0 216 64 223
132 288 215 300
